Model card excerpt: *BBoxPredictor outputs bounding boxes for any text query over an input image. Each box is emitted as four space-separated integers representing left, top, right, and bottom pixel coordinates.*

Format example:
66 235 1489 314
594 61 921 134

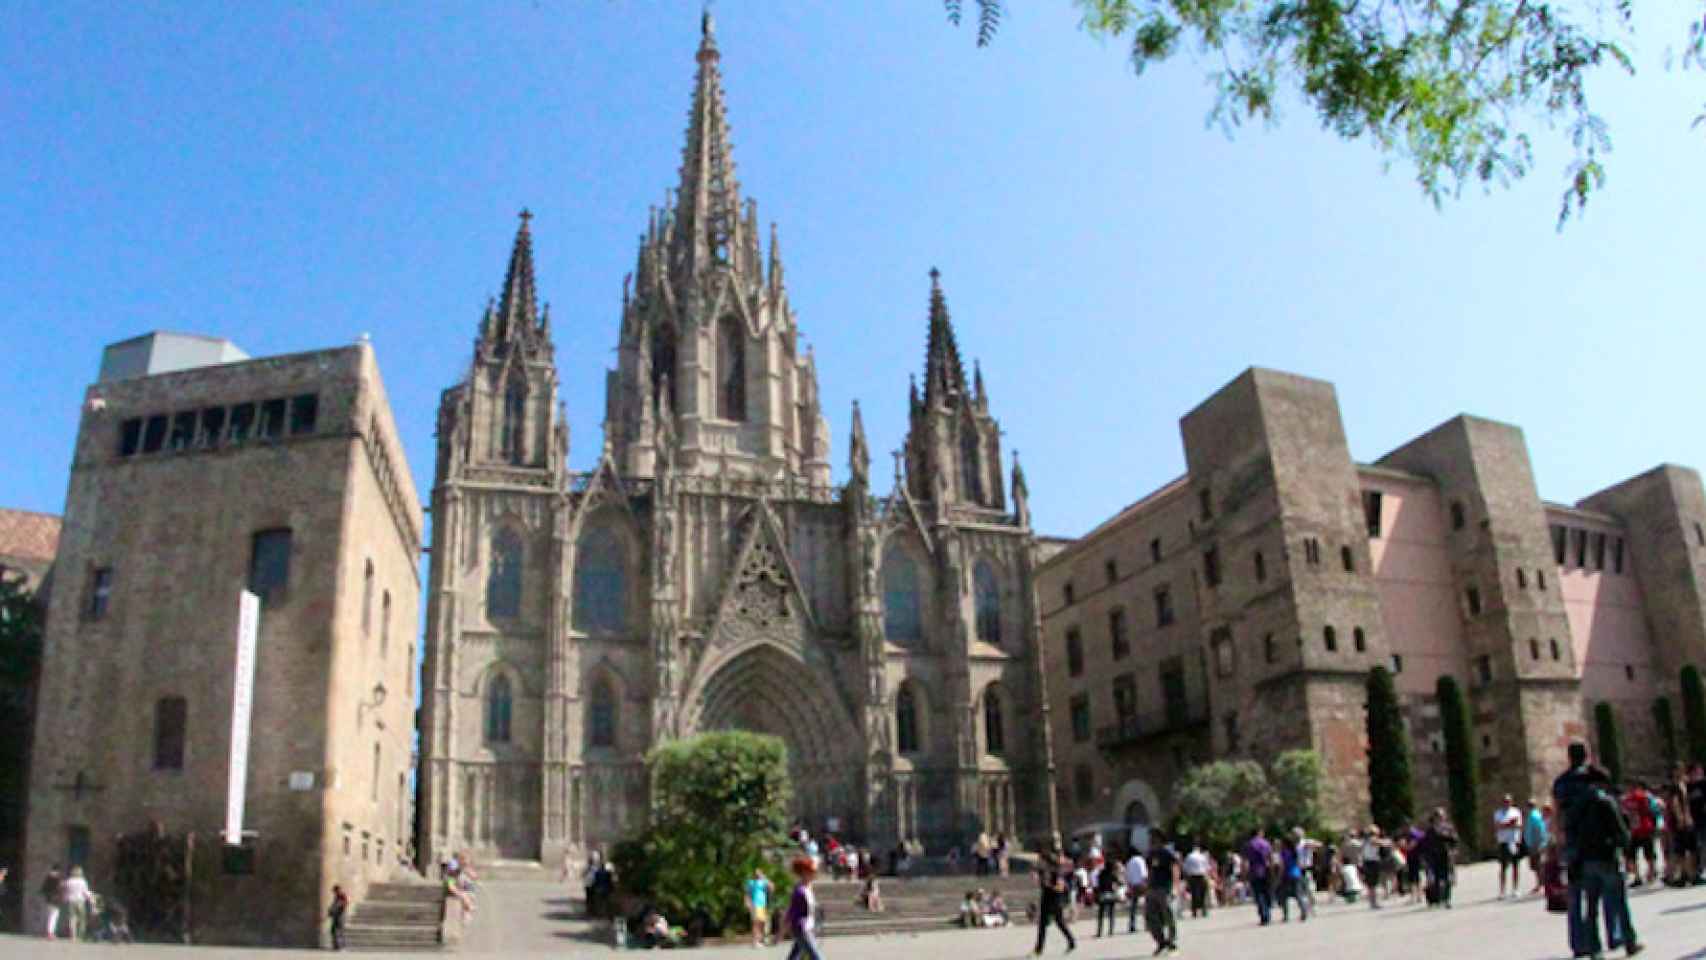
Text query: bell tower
903 269 1004 511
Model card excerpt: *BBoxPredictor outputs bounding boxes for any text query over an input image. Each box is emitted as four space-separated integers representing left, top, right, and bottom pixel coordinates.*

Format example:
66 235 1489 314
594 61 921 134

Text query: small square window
141 415 168 453
118 418 142 456
1353 627 1366 652
1323 626 1337 652
289 394 320 435
87 567 113 620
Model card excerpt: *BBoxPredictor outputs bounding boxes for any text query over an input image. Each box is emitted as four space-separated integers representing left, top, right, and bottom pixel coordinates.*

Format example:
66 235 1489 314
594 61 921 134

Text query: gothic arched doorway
683 643 860 833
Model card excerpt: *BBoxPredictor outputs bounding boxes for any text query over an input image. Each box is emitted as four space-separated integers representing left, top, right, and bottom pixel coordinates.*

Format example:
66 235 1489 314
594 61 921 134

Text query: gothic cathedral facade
418 17 1056 867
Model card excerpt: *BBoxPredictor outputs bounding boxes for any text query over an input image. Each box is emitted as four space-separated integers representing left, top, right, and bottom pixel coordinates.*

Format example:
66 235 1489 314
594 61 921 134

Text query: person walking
1292 828 1320 917
327 884 350 950
1621 781 1660 887
40 866 62 940
1524 798 1551 893
1032 846 1076 956
60 866 92 941
1182 842 1211 918
1094 854 1120 936
784 857 823 960
1124 844 1148 933
1277 836 1308 922
1417 809 1460 908
1144 833 1179 956
1243 828 1274 925
746 867 774 947
1361 826 1389 909
1494 793 1525 898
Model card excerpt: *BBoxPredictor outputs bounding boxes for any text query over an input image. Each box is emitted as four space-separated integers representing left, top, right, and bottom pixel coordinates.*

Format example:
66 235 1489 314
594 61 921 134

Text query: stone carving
718 539 800 649
655 510 676 585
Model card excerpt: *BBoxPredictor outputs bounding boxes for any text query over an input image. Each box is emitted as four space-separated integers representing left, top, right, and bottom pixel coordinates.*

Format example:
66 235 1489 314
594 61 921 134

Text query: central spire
923 268 967 407
673 10 741 273
496 209 539 339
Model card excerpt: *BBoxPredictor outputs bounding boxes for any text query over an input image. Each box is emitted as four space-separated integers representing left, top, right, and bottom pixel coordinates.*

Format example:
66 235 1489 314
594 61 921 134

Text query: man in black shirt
1553 741 1593 958
1688 763 1706 884
1144 833 1179 956
1033 846 1076 955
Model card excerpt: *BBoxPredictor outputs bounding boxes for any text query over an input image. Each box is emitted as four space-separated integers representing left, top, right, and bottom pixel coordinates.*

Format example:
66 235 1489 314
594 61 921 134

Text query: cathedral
417 15 1055 867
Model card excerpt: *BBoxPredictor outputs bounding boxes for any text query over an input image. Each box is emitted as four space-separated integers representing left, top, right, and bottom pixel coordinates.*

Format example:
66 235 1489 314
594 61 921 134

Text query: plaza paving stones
2 862 1703 958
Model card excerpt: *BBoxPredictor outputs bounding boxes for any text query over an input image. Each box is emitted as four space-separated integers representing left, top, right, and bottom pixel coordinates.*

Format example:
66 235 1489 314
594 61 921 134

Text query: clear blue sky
4 1 1703 538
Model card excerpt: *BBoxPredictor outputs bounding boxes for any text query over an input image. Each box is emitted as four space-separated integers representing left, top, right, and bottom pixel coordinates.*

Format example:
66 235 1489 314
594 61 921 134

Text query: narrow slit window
168 412 196 451
199 407 226 448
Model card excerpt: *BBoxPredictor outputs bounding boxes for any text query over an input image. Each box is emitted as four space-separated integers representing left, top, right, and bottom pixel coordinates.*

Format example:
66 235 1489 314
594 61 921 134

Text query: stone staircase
815 872 1041 939
342 881 447 952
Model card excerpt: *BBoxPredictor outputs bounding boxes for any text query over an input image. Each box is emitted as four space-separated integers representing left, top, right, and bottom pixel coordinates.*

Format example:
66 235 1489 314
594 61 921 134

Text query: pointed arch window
960 426 983 503
588 678 617 748
501 382 526 464
718 316 746 422
974 560 1002 646
984 685 1005 755
896 684 919 754
487 529 523 620
485 674 512 744
883 543 923 646
573 525 627 633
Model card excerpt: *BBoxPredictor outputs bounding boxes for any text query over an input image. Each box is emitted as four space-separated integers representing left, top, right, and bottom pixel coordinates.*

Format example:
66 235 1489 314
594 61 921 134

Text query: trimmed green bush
1653 697 1679 770
1682 665 1706 765
1594 701 1624 784
1437 675 1479 854
1366 666 1416 832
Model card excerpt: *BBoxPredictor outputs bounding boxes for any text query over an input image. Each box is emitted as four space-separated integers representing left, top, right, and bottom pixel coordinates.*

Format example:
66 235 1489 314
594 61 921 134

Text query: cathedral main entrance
684 643 862 834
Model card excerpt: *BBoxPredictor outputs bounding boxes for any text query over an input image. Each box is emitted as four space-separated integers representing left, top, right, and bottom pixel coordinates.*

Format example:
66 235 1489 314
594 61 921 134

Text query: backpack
1579 787 1630 862
1627 789 1656 838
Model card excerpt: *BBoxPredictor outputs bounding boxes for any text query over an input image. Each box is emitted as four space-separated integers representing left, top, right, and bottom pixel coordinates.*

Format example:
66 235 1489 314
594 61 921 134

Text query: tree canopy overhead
946 0 1706 226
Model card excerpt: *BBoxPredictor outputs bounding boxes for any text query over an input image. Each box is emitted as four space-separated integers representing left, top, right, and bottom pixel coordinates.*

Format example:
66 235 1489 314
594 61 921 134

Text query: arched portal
682 643 860 832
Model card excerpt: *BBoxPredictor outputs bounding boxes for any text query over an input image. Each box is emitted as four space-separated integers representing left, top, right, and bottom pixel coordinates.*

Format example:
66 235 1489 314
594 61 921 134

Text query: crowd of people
33 864 130 943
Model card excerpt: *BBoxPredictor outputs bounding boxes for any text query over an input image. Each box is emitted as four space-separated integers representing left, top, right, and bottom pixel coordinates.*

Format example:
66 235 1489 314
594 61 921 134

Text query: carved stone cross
52 770 106 801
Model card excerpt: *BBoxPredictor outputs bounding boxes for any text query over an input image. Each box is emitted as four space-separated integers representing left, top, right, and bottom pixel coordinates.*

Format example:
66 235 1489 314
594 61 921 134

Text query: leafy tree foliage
1171 750 1324 849
1593 701 1625 785
613 731 796 934
1436 675 1479 853
1365 666 1416 832
1682 664 1706 765
1653 696 1679 770
0 578 44 931
946 1 1706 225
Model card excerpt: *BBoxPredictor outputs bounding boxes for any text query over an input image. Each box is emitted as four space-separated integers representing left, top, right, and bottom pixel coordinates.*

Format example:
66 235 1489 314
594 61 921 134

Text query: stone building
1041 367 1706 846
0 508 61 593
417 16 1053 868
23 333 421 946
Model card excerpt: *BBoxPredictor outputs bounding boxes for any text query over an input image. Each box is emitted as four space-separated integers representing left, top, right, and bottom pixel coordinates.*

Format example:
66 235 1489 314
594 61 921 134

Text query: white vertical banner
226 589 261 846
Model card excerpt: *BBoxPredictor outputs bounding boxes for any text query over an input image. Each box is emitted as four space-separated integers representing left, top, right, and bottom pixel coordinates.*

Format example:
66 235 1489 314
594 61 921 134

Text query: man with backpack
1621 781 1660 887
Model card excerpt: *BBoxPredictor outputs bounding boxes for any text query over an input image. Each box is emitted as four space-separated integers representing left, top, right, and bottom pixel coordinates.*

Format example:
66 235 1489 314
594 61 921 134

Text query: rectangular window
1592 533 1606 571
199 407 226 448
168 412 196 451
1391 653 1404 674
1154 586 1174 627
249 528 292 606
1113 674 1137 721
1070 694 1091 743
1073 764 1094 807
1364 490 1384 538
1551 525 1568 565
1066 628 1084 677
1613 538 1624 575
1105 558 1118 585
1109 608 1129 660
1160 657 1188 727
289 394 320 435
1466 586 1482 616
1203 546 1221 588
87 567 113 620
1304 538 1321 566
1574 528 1588 567
1063 581 1075 607
118 418 142 456
1149 538 1161 563
142 414 168 453
258 398 287 439
154 697 187 770
229 403 256 443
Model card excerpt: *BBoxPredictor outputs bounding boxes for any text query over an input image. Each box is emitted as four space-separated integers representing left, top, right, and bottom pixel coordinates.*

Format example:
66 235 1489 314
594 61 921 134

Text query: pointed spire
849 399 870 488
922 267 967 407
494 209 540 343
1011 449 1031 528
674 8 740 274
974 358 987 407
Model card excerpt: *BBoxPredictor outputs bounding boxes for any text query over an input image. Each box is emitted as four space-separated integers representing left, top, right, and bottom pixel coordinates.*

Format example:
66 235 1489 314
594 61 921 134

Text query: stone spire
494 209 542 344
922 268 967 407
1011 449 1030 528
849 399 871 488
672 10 741 275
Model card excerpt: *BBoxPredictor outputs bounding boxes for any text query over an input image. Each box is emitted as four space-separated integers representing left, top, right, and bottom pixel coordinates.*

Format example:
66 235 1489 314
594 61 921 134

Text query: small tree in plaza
1436 676 1479 854
1270 749 1324 833
1171 759 1271 851
1653 697 1679 771
1365 666 1416 832
1682 665 1706 765
1593 701 1625 785
613 731 795 934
